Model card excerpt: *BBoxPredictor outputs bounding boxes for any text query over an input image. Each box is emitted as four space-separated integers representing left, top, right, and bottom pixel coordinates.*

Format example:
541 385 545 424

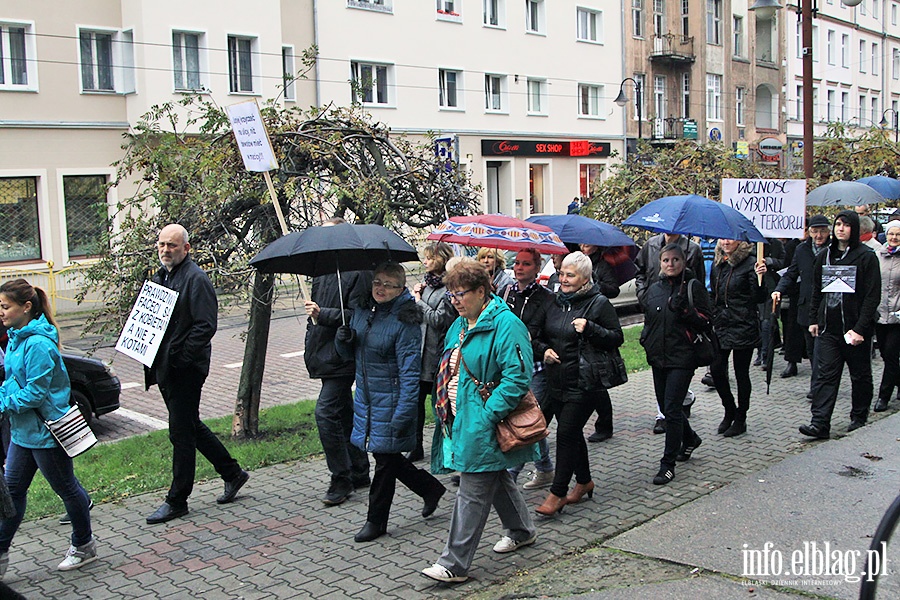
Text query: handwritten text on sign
721 178 807 239
225 100 279 172
115 281 179 367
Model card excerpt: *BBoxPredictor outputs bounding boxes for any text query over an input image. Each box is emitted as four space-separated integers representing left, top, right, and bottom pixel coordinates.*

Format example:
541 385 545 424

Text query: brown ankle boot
566 481 595 504
535 492 567 516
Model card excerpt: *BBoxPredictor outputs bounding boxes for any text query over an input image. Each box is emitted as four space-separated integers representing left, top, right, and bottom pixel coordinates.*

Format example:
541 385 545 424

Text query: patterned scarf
433 347 456 436
887 245 900 256
424 271 444 289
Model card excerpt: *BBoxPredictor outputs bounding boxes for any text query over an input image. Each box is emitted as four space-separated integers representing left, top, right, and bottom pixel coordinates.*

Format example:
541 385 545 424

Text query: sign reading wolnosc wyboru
721 178 807 239
115 281 179 368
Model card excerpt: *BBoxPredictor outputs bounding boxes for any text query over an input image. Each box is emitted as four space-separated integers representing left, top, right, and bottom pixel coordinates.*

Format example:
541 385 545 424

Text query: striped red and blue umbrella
427 214 568 254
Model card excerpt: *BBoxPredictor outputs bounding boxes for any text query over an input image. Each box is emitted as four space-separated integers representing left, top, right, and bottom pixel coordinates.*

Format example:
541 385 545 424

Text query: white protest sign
225 100 279 172
721 178 807 239
115 281 179 367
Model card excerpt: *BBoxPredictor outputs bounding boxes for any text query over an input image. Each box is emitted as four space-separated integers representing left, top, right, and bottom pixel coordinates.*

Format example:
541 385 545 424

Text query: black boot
354 521 387 542
723 419 747 437
717 410 735 434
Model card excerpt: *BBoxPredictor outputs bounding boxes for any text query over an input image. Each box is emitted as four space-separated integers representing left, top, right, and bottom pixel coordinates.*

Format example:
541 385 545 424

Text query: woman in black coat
640 244 711 485
534 252 624 516
709 240 768 437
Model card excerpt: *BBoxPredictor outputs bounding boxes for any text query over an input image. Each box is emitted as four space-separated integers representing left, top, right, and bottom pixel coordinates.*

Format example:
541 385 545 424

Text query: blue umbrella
526 215 636 247
856 176 900 201
623 194 767 242
806 181 885 207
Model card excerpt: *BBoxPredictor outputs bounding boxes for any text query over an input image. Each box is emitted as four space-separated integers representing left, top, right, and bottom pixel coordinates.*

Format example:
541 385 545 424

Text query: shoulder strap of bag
687 278 696 309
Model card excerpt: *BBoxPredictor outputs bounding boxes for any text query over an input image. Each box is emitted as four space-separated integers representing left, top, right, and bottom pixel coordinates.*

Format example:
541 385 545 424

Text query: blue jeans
509 371 553 479
315 377 369 484
0 442 92 552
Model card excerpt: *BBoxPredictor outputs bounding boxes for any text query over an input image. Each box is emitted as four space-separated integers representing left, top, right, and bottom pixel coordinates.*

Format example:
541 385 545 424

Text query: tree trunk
232 269 275 439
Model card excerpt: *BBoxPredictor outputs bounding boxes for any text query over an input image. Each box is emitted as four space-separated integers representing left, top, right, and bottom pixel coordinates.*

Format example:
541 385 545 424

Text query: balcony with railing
649 34 695 65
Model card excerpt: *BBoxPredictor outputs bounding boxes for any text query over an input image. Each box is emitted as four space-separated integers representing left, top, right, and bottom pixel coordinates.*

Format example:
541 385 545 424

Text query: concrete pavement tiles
2 319 895 600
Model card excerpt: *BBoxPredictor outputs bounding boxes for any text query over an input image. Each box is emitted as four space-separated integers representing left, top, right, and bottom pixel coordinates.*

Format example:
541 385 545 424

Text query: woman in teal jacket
422 260 538 584
0 279 95 579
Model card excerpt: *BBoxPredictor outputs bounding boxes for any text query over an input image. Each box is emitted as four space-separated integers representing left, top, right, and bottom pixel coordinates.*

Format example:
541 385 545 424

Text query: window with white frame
653 75 666 130
682 73 690 119
706 73 722 120
681 0 689 36
872 97 879 122
172 31 203 91
861 0 867 13
860 40 866 73
633 0 644 37
527 78 546 114
63 175 107 258
227 35 257 94
79 28 135 93
577 8 602 42
484 73 506 111
351 61 391 105
439 68 462 108
827 30 835 65
812 25 819 62
733 16 743 57
874 0 879 18
797 85 803 120
893 1 898 24
813 87 819 121
0 177 41 262
859 94 867 121
827 89 835 121
653 0 665 36
842 34 849 67
736 87 745 126
841 91 849 121
578 83 602 117
873 43 879 73
796 22 802 59
706 0 721 45
437 0 457 13
634 73 646 119
894 48 900 79
348 0 392 12
282 46 295 101
484 0 504 26
526 0 545 33
0 21 37 90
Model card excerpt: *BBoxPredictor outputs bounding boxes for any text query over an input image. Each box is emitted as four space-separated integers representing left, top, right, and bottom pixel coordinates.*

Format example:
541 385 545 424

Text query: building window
812 25 819 62
733 16 743 57
227 35 256 93
439 69 461 108
736 87 745 126
484 73 506 111
484 0 504 27
653 0 666 36
827 89 835 121
579 164 604 197
706 73 722 120
348 0 392 12
79 29 134 94
527 78 546 114
860 40 866 73
797 85 803 120
633 0 644 38
894 48 900 79
860 0 867 13
842 34 849 68
172 31 202 91
827 30 835 65
706 0 721 45
526 0 545 33
634 73 647 120
577 8 602 42
872 97 879 123
0 22 36 89
351 61 391 105
796 22 802 59
0 177 41 262
893 2 898 24
437 0 458 13
282 46 295 101
813 87 819 121
682 73 690 119
578 83 602 117
872 43 879 73
63 175 107 258
859 94 867 121
681 0 689 36
653 75 666 136
841 91 849 122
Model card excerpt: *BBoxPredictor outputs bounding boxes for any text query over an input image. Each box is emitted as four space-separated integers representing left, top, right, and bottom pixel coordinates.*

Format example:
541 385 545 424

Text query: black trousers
652 367 696 470
782 305 806 364
876 324 900 401
592 389 613 436
367 452 444 524
810 332 873 431
710 347 754 421
159 368 242 508
414 380 434 453
543 398 594 498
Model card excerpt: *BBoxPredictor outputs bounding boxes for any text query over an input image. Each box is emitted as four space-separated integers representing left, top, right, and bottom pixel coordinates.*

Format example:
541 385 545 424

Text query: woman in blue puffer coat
335 262 446 543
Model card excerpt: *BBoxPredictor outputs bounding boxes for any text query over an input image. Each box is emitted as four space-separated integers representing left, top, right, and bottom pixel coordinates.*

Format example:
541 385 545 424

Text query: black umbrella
249 223 419 323
765 298 782 394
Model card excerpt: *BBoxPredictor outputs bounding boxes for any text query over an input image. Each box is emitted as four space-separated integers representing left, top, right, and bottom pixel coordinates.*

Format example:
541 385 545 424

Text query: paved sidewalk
3 303 893 600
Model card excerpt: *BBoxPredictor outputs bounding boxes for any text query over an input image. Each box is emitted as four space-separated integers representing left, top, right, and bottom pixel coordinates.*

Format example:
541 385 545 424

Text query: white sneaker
0 551 8 580
421 563 468 583
57 538 98 571
493 534 537 554
522 470 554 490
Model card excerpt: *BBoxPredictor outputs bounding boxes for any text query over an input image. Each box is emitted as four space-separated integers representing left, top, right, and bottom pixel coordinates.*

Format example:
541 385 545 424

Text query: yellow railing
0 262 103 316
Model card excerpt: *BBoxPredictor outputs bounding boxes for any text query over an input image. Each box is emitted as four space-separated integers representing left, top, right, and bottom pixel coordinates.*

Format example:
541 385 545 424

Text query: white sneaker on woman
58 538 97 571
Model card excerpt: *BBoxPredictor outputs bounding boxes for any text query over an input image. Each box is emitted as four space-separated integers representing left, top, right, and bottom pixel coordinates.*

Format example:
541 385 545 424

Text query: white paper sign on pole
115 281 179 367
721 178 807 239
225 100 279 172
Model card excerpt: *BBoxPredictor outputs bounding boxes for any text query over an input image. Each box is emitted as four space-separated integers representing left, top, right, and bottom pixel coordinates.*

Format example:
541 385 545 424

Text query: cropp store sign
481 139 611 157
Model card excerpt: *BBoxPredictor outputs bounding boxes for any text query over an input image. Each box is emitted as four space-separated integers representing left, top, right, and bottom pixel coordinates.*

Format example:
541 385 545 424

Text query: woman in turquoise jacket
422 260 538 584
0 279 95 579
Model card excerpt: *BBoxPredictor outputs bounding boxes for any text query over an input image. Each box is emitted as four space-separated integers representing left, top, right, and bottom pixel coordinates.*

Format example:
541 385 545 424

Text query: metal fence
0 263 103 316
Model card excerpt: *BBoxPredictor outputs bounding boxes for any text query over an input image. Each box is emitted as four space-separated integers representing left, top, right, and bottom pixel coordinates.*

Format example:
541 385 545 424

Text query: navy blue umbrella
623 194 766 242
526 214 636 248
856 176 900 201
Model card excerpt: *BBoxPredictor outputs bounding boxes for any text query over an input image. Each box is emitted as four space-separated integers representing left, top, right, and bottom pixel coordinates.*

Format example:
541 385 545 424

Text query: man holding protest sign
144 224 249 524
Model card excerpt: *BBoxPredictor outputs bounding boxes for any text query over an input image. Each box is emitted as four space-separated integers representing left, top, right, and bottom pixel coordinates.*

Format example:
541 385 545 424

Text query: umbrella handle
771 297 779 314
757 242 765 286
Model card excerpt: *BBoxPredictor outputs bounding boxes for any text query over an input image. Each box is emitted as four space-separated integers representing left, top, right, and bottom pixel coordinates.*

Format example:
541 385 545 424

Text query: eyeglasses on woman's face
372 279 403 290
445 289 475 302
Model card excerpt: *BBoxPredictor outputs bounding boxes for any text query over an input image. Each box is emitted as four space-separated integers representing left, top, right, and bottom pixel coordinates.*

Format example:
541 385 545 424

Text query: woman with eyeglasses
422 260 538 584
533 252 623 516
333 262 446 543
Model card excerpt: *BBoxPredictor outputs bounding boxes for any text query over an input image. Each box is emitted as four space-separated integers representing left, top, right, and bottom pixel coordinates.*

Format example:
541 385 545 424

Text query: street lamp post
880 108 899 144
614 78 643 141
